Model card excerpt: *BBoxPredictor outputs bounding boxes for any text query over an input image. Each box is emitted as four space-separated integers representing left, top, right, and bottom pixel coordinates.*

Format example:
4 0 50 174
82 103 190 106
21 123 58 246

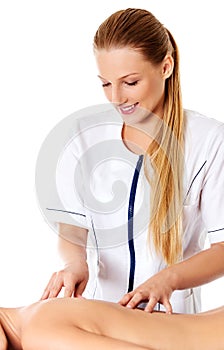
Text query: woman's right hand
41 260 89 300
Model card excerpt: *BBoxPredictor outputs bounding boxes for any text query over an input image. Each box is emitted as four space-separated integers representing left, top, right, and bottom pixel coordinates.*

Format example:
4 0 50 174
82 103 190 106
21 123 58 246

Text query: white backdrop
0 0 223 309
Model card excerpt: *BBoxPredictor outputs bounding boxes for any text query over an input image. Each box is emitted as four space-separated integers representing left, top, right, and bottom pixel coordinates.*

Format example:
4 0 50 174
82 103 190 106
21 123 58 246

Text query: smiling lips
118 102 139 115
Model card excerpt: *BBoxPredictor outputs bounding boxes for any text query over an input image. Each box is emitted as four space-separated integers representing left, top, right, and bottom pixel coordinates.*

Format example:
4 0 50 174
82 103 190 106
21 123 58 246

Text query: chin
121 107 152 125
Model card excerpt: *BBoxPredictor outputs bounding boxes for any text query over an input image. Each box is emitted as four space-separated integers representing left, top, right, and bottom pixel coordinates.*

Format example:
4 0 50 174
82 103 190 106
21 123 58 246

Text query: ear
161 54 174 79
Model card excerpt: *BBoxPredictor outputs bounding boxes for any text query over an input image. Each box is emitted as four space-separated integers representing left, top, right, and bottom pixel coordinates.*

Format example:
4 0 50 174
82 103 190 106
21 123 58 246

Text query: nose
111 85 126 105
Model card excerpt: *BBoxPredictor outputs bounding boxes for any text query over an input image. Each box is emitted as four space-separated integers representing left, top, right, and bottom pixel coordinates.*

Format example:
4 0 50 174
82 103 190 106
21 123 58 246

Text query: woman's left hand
118 269 177 313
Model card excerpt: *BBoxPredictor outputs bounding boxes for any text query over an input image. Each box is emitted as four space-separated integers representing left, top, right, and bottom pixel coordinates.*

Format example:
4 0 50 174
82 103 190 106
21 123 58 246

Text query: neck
122 113 162 155
0 307 22 350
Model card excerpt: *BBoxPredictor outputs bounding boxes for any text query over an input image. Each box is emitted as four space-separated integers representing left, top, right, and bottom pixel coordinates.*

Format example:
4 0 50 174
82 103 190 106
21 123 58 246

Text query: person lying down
0 297 223 350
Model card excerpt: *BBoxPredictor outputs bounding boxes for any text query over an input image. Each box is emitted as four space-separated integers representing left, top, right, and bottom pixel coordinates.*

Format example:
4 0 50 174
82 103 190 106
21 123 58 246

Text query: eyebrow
97 73 139 81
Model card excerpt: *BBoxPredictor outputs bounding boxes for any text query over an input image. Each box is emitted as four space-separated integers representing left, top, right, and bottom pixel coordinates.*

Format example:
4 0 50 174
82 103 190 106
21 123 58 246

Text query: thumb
75 280 87 297
77 294 86 299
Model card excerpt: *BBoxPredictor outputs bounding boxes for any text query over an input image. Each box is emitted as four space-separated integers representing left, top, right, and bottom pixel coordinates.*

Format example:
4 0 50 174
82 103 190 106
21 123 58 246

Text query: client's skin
0 297 223 350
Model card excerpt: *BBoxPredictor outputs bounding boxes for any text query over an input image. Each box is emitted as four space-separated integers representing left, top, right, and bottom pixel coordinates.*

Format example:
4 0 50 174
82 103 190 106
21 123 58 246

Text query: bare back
18 298 224 350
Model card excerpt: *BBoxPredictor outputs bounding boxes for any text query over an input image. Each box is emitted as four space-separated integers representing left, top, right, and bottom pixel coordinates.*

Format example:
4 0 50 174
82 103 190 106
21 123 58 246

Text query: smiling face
95 47 173 125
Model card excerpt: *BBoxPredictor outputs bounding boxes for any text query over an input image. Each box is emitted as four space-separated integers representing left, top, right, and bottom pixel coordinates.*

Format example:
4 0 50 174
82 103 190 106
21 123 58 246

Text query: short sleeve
46 139 90 230
200 125 224 244
36 104 121 234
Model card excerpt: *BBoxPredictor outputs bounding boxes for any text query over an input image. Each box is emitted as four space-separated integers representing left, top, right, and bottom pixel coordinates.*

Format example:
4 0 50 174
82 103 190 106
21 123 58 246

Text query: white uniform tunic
43 105 224 313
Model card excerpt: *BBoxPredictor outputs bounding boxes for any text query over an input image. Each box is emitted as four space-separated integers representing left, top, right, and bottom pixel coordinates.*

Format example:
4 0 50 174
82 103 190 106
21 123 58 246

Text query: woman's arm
119 242 224 313
170 242 224 289
58 223 88 263
41 223 89 299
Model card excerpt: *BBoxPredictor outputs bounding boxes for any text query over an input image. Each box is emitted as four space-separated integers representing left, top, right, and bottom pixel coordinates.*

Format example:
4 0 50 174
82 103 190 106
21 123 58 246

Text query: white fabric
49 107 224 313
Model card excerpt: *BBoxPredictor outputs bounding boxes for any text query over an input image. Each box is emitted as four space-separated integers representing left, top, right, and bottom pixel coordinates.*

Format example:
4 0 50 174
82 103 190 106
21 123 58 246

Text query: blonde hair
94 8 184 265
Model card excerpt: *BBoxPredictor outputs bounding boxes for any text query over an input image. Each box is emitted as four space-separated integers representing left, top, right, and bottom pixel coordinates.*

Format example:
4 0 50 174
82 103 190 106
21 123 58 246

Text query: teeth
121 104 136 111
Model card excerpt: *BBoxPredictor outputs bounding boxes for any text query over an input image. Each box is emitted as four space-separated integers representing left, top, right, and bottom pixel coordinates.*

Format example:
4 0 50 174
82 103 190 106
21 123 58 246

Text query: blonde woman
40 8 224 314
1 297 224 349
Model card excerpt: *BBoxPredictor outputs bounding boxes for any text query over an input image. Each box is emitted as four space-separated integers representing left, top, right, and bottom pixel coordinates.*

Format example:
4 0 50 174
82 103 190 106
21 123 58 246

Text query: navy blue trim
46 208 86 217
184 161 207 202
208 227 224 233
127 155 144 293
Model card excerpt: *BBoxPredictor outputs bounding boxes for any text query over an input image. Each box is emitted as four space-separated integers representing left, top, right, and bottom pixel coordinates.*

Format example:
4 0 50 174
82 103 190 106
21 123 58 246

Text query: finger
144 296 158 313
48 288 61 298
48 280 64 298
40 289 50 300
126 291 147 309
40 275 56 300
64 285 76 298
118 292 134 306
163 298 173 314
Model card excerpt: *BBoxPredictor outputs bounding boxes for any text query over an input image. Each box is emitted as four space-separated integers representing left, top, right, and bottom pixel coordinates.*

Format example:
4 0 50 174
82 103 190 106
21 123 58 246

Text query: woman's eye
125 81 138 86
102 82 111 87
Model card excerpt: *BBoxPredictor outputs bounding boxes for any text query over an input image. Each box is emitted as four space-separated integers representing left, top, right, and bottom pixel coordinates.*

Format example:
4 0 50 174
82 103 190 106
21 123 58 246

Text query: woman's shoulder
184 109 224 145
183 109 224 167
184 109 224 131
